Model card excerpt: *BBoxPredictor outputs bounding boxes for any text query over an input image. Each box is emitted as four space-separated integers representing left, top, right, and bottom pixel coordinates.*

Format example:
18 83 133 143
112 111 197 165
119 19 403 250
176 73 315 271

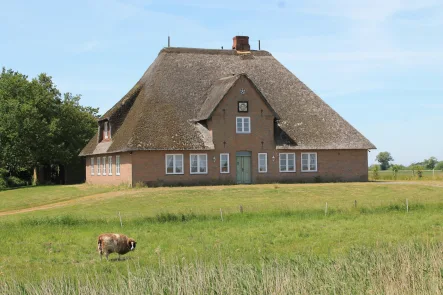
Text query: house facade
80 36 375 186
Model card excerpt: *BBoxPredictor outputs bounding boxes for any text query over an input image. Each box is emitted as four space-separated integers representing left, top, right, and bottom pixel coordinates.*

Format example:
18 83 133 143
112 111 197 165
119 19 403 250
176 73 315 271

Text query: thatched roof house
80 36 375 186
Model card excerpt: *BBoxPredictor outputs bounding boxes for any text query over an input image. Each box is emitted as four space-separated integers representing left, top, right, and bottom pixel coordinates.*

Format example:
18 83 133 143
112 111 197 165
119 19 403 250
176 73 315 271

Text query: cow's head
128 238 137 251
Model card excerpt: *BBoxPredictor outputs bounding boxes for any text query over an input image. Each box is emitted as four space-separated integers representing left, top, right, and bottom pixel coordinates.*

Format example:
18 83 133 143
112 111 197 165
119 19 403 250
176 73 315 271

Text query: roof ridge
160 47 272 56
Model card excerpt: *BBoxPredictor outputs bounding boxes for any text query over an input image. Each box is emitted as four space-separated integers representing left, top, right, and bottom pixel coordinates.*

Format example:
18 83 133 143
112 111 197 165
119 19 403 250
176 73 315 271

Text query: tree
375 152 394 170
0 67 99 185
423 157 438 170
435 161 443 171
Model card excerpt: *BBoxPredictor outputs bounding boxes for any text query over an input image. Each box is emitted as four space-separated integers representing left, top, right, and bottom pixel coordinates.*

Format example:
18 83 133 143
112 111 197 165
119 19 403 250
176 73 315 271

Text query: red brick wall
130 149 368 185
85 76 369 185
85 153 132 185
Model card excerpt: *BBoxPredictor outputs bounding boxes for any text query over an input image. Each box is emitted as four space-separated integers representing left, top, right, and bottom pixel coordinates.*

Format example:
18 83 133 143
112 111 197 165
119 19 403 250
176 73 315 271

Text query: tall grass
2 242 442 294
369 170 443 181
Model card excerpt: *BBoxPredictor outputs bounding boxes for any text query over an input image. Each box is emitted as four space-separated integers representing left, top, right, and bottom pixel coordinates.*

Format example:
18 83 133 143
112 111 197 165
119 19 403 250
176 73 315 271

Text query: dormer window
104 122 109 139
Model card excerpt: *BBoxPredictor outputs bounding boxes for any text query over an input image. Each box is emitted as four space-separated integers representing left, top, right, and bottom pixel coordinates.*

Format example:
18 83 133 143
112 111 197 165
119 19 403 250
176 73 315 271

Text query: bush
372 165 380 180
412 165 424 179
7 176 27 187
0 177 6 190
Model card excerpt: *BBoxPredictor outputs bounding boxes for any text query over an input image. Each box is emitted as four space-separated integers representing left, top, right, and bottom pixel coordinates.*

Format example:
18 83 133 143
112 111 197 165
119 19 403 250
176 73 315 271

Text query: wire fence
368 169 443 180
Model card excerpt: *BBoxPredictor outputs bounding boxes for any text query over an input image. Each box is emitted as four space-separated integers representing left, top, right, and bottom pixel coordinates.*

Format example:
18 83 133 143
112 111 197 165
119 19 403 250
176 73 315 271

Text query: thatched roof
80 47 375 156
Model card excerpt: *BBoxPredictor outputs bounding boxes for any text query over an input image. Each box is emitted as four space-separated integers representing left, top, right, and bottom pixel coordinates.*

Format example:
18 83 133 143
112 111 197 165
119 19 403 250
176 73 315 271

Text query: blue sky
1 0 442 166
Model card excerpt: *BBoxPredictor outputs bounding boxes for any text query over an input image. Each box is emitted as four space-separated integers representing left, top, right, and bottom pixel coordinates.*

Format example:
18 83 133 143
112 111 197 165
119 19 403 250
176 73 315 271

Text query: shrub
391 164 401 180
0 177 6 190
134 181 148 188
412 165 424 179
6 176 26 187
371 165 380 180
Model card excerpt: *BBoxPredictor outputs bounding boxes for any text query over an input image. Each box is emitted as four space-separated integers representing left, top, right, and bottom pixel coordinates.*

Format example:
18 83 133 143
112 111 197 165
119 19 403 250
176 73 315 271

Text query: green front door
236 152 252 184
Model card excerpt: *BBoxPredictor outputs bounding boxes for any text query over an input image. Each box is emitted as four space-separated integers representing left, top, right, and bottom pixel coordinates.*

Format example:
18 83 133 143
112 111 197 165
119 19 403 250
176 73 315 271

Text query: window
190 154 208 174
97 157 101 175
90 158 94 175
220 153 230 173
236 117 251 133
116 155 121 176
166 154 184 175
104 122 109 139
301 153 317 172
279 153 296 172
108 156 113 175
258 153 267 173
102 157 107 176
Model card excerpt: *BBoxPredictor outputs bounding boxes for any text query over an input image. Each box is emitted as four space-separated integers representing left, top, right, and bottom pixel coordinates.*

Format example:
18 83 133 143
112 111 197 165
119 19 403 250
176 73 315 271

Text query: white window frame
220 153 230 174
279 153 296 172
108 156 113 175
102 157 107 176
90 158 94 175
97 157 101 175
190 154 208 174
258 153 267 173
116 155 121 176
104 122 109 139
301 152 318 172
236 117 251 134
165 154 184 175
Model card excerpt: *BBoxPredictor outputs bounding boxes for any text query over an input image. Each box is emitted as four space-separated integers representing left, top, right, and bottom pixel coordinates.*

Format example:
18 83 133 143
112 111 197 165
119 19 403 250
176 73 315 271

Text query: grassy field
1 182 443 294
369 169 443 181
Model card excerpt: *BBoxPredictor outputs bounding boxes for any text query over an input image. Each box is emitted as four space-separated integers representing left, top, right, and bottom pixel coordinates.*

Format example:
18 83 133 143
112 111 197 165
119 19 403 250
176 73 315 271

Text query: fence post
406 199 409 213
325 202 328 216
240 205 243 214
220 208 224 222
118 211 123 227
354 200 357 208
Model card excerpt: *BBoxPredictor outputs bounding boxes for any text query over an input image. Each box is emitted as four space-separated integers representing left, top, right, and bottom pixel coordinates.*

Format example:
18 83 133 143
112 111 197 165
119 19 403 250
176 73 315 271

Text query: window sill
166 173 185 175
301 170 318 173
116 173 120 176
279 170 296 173
190 172 208 175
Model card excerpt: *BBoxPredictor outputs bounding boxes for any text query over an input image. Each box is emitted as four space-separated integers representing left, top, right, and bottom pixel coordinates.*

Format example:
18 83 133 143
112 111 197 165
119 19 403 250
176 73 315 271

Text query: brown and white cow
97 233 136 260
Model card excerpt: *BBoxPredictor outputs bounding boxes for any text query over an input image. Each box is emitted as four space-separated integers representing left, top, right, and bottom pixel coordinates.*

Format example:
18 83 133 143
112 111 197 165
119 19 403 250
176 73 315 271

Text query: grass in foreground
1 242 442 294
1 182 443 294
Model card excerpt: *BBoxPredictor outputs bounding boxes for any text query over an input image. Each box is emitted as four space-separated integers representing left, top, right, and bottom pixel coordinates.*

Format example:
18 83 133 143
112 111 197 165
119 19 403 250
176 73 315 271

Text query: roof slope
80 47 375 156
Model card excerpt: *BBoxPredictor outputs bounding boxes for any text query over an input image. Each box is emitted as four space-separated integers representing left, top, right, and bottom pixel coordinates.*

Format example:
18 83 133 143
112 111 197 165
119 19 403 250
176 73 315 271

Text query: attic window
104 122 109 139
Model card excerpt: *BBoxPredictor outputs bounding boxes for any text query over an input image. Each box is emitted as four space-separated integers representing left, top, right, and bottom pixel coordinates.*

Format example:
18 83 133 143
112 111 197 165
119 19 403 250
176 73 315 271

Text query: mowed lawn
1 182 443 292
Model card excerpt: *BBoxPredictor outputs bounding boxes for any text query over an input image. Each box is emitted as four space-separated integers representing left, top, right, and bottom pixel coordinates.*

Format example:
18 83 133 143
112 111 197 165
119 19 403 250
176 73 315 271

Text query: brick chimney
232 36 250 51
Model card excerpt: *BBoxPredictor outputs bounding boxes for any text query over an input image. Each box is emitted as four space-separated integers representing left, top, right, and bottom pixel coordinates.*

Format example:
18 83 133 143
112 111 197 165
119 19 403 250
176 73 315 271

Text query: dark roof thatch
80 47 375 156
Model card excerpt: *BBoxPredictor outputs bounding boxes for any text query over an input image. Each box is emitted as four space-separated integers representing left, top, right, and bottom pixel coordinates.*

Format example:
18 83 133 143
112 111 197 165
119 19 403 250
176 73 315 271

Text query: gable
196 74 279 122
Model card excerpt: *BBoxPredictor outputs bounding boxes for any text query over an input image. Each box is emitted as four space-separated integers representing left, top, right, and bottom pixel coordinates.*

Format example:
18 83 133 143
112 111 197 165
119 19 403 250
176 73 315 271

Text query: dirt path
1 182 441 217
0 189 141 217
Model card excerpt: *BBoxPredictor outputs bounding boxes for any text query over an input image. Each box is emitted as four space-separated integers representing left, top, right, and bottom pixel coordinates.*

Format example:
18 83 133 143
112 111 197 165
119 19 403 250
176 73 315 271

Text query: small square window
166 154 184 175
190 154 208 174
279 153 296 172
301 153 318 172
